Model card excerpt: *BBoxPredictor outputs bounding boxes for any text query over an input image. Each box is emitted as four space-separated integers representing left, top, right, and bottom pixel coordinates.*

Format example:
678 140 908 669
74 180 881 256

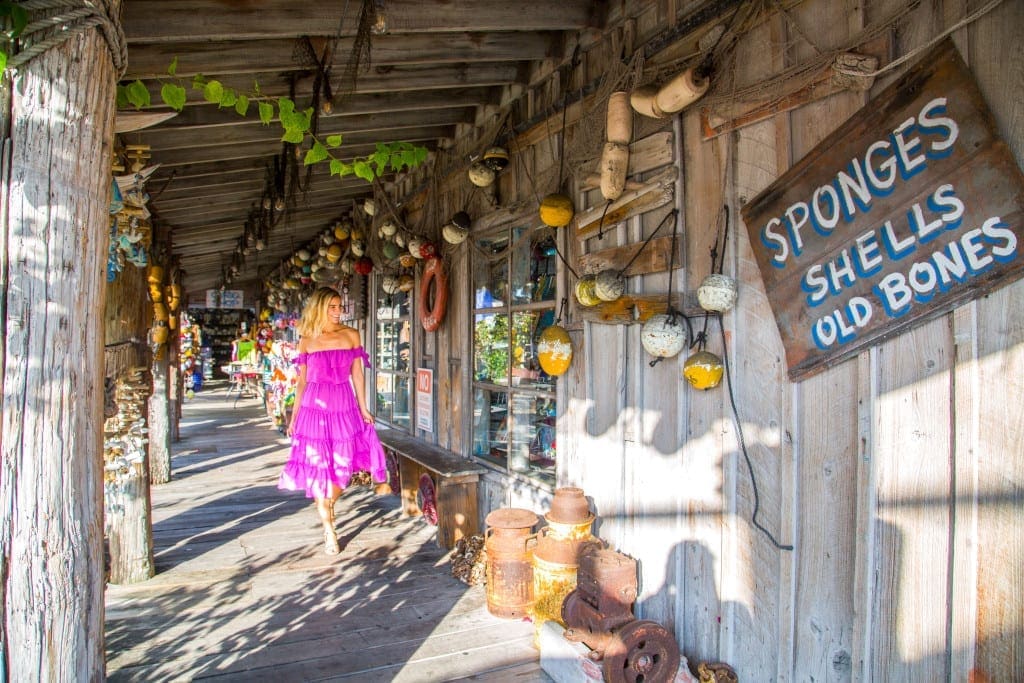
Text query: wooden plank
577 234 683 277
124 32 560 79
574 293 702 325
575 166 678 239
579 131 675 187
124 0 596 42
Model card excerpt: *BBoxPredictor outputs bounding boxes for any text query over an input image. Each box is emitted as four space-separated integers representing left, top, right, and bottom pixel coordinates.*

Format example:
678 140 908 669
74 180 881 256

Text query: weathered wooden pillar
149 347 172 484
0 1 122 677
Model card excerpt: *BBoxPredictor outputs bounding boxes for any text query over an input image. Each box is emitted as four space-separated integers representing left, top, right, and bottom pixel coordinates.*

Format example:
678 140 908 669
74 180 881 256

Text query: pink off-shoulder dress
278 346 387 498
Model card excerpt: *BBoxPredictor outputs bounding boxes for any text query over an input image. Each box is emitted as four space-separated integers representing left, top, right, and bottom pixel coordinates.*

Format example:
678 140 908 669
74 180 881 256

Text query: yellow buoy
537 325 573 376
682 350 724 390
539 193 575 228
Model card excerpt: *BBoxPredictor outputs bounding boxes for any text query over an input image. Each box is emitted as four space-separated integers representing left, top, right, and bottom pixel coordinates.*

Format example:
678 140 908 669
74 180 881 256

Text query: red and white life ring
419 257 448 332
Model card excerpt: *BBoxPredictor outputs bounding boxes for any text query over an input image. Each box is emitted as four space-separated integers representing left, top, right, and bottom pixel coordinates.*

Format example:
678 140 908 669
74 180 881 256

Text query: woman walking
279 286 388 554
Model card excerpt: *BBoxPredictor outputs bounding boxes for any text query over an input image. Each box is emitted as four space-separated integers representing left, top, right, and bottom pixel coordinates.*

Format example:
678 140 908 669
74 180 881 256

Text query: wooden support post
0 3 122 675
149 346 171 484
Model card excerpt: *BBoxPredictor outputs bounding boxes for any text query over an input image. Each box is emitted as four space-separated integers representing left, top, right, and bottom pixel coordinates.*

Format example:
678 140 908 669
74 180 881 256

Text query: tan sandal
374 482 392 496
323 528 340 555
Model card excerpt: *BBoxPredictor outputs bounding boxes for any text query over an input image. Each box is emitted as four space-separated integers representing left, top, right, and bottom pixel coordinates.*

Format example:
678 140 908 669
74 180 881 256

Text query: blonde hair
297 287 341 338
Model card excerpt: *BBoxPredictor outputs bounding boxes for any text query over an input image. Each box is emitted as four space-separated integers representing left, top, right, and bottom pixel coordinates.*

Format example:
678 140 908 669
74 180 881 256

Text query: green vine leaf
202 80 224 104
353 160 375 182
329 159 347 176
219 89 237 109
304 141 329 166
326 134 343 148
192 74 206 89
167 56 178 77
234 94 249 117
281 128 304 144
161 82 187 111
126 80 151 108
115 86 129 109
258 101 274 125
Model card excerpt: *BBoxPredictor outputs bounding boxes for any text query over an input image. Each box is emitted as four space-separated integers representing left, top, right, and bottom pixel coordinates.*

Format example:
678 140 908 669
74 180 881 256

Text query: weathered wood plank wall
388 0 1023 678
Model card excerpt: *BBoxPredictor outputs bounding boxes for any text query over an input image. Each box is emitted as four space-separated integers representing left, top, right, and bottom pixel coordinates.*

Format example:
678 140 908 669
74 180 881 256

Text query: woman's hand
287 420 296 437
360 406 374 424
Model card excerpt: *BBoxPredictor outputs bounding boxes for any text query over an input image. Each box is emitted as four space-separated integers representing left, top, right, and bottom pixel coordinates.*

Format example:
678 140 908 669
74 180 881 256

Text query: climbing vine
0 2 28 71
117 57 427 182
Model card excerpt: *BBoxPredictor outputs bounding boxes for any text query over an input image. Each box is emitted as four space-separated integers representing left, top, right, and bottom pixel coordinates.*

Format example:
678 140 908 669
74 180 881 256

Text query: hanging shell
640 314 688 359
537 325 573 376
574 275 601 307
697 273 738 312
594 269 625 302
682 350 724 390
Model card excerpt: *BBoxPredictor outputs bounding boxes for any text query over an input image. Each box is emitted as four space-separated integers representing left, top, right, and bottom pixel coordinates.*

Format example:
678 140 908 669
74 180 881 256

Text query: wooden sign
742 39 1024 381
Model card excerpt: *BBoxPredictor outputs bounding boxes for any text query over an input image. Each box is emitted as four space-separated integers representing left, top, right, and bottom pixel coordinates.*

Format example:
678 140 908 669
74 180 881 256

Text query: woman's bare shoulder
341 327 363 347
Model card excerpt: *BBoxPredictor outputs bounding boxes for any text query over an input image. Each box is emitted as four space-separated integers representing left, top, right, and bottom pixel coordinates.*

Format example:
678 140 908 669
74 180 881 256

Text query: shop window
373 280 412 430
471 220 558 484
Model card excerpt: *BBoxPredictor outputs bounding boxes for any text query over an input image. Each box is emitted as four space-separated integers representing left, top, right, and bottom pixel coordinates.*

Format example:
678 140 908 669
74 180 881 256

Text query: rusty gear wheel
602 619 680 683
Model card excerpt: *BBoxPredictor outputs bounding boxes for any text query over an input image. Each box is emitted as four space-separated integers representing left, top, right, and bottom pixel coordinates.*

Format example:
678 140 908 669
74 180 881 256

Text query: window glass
372 279 412 431
471 218 558 484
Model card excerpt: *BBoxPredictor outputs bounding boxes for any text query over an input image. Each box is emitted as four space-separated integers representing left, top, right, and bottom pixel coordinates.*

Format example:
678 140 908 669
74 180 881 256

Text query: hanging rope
717 312 794 552
6 0 127 76
648 209 690 367
617 208 678 277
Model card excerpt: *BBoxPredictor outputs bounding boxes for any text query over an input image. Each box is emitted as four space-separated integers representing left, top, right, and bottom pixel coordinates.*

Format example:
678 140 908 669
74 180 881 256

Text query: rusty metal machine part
602 619 681 683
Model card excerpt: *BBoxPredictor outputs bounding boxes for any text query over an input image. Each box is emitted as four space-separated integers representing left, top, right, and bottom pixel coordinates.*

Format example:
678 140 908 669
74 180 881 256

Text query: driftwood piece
576 166 678 240
577 235 683 277
575 293 702 325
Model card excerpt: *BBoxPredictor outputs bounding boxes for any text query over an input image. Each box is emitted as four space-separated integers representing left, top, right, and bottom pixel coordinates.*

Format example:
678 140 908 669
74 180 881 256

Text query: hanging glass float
381 219 399 237
574 275 601 307
483 146 510 172
382 274 401 294
382 241 401 260
697 273 738 312
363 198 376 216
537 325 573 376
641 314 688 359
443 221 469 244
355 256 374 275
539 193 575 228
351 239 367 257
326 244 343 262
468 160 496 187
334 222 350 240
398 274 415 292
593 269 625 302
682 350 724 390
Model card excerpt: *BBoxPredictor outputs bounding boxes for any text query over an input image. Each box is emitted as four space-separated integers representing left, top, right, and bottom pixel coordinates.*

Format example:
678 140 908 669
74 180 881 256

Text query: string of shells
103 366 151 517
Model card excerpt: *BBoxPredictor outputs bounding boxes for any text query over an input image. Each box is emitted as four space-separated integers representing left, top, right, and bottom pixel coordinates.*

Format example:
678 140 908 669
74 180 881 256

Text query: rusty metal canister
531 487 599 629
484 508 538 619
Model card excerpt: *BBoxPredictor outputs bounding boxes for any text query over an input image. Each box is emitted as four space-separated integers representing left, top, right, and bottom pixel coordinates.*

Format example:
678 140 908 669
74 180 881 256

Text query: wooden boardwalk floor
105 383 548 682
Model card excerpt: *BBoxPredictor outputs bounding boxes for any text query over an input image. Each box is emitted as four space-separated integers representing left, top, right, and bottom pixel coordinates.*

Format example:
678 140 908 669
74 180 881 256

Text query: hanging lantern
682 350 724 390
574 275 601 307
539 193 575 228
594 269 625 302
641 314 688 359
697 273 738 312
537 325 573 376
483 146 510 172
468 160 496 187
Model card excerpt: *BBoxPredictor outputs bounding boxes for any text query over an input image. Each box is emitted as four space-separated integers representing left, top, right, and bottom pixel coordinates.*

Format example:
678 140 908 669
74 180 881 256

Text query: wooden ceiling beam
124 33 558 79
134 107 473 151
124 1 599 43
